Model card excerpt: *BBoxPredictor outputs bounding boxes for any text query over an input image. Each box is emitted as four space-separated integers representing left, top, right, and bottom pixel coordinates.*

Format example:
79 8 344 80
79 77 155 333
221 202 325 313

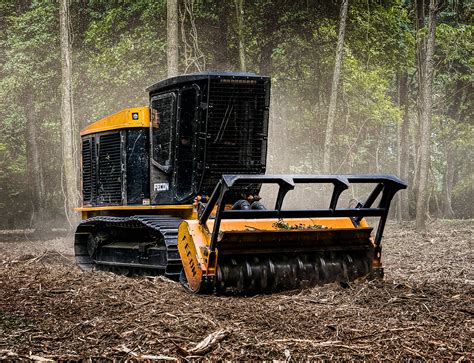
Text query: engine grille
82 138 95 204
97 132 122 205
201 78 269 197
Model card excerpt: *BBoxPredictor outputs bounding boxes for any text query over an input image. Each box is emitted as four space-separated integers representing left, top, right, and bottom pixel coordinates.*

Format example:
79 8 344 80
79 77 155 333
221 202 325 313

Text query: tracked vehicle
75 71 406 294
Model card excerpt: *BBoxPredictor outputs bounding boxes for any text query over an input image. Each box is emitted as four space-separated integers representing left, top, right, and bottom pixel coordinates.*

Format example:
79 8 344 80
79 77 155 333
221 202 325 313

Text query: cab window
175 86 199 199
151 93 176 171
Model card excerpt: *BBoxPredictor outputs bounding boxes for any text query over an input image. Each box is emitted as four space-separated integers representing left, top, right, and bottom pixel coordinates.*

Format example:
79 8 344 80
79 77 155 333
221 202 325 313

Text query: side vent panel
201 78 269 199
97 132 122 205
81 127 150 207
81 138 95 204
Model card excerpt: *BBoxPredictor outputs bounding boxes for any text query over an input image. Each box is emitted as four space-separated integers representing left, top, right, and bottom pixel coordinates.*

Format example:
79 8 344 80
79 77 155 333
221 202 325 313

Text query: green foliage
0 0 472 226
75 1 167 126
0 1 61 226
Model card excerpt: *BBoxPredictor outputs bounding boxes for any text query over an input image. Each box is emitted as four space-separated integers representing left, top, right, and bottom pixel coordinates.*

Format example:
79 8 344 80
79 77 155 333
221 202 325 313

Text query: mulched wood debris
0 220 472 361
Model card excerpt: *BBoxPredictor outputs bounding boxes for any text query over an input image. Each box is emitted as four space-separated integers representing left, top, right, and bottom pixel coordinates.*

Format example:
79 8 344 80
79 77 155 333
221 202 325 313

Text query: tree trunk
415 0 437 231
234 0 246 71
415 0 425 100
24 92 45 227
396 71 410 220
441 79 463 218
259 2 276 75
59 0 79 227
415 0 425 139
413 0 425 209
214 2 232 70
441 146 456 218
167 0 179 77
322 0 349 174
180 0 206 72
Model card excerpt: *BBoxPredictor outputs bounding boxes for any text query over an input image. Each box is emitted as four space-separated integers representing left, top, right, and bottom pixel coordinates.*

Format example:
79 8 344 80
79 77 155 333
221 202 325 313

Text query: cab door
173 85 200 202
150 92 176 204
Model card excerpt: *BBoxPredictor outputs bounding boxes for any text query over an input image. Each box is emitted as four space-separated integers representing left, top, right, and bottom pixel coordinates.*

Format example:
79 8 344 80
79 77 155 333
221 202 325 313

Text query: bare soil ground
1 220 472 361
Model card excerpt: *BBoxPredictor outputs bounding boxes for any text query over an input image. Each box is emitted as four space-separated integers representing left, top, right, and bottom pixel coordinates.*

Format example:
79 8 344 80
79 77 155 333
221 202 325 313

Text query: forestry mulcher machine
75 71 406 294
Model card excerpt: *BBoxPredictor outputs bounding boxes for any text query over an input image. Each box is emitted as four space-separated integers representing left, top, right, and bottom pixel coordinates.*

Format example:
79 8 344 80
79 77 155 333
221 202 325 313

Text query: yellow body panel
80 107 150 136
178 222 205 292
207 217 369 232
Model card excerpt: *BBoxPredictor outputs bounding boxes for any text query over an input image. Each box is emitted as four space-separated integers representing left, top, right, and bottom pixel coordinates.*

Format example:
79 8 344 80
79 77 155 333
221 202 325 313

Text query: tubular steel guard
199 174 407 261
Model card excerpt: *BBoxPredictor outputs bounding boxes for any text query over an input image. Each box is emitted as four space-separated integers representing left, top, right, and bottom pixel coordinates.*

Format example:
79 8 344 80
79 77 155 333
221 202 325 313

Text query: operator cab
147 71 270 205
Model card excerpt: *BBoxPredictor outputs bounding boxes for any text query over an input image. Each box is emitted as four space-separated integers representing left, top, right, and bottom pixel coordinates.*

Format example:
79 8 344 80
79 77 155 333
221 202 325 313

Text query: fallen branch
117 345 178 361
351 326 417 340
25 250 48 265
146 275 178 284
273 338 370 351
178 329 230 356
403 345 426 358
29 354 55 362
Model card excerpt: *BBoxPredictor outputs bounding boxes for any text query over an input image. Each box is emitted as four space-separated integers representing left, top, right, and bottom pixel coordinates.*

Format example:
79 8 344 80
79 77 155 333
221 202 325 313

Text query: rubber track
74 215 183 279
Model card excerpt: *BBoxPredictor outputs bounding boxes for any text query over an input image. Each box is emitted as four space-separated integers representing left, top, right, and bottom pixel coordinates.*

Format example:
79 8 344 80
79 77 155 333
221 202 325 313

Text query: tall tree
411 0 425 202
322 0 349 173
442 144 456 218
396 71 410 220
59 0 79 227
441 80 464 218
415 0 438 230
180 0 206 72
234 0 246 71
167 0 179 77
258 1 277 75
24 92 46 226
213 2 233 70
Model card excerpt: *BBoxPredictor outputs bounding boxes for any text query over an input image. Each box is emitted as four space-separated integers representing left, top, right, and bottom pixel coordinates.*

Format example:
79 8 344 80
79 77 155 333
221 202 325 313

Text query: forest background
0 0 472 231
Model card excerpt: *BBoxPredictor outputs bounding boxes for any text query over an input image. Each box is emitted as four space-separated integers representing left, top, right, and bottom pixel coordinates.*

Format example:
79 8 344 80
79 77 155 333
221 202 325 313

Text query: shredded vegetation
0 220 472 361
272 219 329 230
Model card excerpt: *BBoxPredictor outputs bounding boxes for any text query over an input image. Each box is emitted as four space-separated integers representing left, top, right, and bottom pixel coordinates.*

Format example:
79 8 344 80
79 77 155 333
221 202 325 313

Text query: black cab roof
146 71 269 93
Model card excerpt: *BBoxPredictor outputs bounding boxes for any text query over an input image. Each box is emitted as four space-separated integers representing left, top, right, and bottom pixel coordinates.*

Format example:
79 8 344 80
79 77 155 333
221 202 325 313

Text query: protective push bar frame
199 174 407 255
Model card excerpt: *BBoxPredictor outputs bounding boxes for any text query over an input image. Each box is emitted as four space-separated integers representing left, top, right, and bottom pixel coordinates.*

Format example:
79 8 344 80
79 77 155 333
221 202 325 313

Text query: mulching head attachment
178 174 407 294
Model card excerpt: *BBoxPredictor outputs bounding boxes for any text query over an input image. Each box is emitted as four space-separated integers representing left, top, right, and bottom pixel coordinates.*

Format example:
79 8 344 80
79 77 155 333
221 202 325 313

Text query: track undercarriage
74 216 182 279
